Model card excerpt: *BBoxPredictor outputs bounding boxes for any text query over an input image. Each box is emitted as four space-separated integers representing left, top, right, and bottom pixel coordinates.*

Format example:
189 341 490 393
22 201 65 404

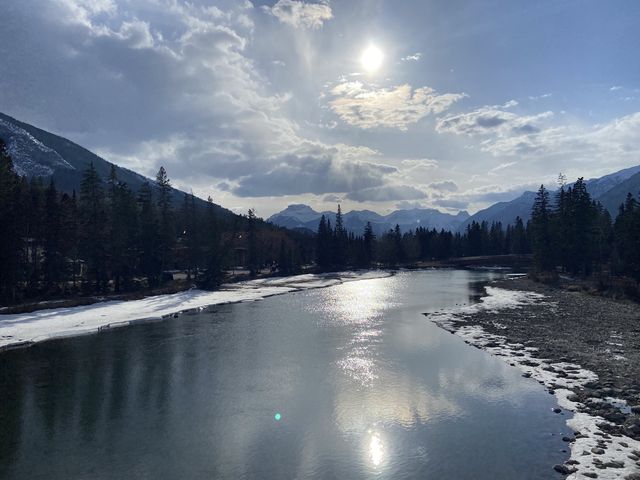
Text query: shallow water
0 270 572 479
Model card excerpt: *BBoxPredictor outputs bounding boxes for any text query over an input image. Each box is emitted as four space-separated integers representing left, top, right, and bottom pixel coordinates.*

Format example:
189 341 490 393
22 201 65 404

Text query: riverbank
0 270 391 352
426 276 640 479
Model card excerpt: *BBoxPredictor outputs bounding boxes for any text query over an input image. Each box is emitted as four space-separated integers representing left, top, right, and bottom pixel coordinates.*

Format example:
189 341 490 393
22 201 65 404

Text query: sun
361 45 384 73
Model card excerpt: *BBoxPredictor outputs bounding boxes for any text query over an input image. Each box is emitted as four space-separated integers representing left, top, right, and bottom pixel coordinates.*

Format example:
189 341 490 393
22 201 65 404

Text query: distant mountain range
0 111 234 218
460 165 640 230
269 165 640 235
267 204 470 235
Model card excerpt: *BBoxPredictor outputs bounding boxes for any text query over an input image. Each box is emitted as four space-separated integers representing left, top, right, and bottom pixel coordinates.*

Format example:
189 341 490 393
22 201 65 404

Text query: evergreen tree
530 184 555 272
138 181 160 285
363 222 375 267
0 140 22 302
42 179 63 290
156 166 174 276
247 208 258 277
79 162 107 291
333 204 348 267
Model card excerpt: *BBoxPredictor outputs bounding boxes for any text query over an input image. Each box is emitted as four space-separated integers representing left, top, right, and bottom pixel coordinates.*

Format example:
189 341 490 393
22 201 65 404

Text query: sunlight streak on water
367 431 385 467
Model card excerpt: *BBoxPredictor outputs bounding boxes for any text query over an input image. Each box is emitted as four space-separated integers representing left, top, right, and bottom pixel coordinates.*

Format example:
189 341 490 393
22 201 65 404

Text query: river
0 270 572 479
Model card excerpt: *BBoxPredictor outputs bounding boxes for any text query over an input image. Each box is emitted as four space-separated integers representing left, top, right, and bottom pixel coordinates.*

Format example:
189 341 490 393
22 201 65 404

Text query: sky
1 0 640 218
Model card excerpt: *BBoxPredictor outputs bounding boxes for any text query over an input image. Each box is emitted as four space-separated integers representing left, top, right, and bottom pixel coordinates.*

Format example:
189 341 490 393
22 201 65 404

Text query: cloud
263 0 332 29
346 184 427 202
428 180 458 192
610 86 622 92
395 200 426 209
488 161 517 174
231 149 397 197
436 103 554 155
438 97 640 167
401 52 422 61
323 194 342 203
432 198 469 210
329 82 466 130
528 93 552 100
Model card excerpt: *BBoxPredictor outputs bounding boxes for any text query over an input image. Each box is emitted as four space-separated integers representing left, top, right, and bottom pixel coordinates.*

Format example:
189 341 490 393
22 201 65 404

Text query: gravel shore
427 275 640 479
475 277 640 437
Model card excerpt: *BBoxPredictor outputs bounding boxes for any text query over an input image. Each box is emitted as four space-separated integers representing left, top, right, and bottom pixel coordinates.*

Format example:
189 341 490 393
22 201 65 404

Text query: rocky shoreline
426 276 640 479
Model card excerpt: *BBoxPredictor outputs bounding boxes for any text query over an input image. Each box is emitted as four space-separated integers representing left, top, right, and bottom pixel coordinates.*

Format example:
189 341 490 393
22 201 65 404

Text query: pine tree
333 204 348 267
531 184 555 272
247 208 258 277
200 196 225 288
42 179 63 291
138 181 160 286
0 140 22 302
363 222 375 267
79 162 107 291
156 166 174 277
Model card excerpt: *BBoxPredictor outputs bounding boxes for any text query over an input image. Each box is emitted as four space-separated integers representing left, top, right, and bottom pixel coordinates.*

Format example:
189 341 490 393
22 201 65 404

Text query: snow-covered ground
0 271 391 351
428 287 640 479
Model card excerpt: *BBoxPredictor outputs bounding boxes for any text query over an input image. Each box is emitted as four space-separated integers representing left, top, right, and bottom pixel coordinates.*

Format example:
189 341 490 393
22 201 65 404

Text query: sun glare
361 45 383 73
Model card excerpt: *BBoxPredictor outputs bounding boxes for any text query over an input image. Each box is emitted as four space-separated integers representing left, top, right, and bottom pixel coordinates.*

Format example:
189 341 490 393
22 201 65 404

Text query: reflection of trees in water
0 316 214 477
0 349 26 477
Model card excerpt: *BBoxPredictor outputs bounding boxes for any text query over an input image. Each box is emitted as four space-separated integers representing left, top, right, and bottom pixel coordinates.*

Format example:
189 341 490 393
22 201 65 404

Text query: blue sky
1 0 639 216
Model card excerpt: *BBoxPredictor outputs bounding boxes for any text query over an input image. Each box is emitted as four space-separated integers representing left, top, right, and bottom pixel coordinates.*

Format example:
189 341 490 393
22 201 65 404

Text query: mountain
268 204 470 235
459 165 640 231
457 191 538 232
597 171 640 215
0 111 233 217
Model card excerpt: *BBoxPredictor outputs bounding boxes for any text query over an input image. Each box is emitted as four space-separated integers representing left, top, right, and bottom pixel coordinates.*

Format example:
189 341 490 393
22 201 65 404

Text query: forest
1 138 639 305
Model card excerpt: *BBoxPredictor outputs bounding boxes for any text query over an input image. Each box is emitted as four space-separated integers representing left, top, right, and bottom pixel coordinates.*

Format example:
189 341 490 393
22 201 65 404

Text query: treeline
0 140 310 304
530 178 640 282
314 206 532 271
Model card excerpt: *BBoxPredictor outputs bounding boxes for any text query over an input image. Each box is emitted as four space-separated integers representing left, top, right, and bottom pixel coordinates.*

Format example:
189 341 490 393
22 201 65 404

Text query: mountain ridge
0 111 234 218
268 204 470 235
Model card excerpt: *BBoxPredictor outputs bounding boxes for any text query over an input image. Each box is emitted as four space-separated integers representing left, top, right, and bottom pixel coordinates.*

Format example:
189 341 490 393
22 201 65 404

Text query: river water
0 270 572 479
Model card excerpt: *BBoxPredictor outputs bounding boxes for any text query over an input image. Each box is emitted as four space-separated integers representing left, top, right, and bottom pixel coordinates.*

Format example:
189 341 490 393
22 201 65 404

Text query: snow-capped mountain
0 111 233 217
0 116 75 177
268 204 470 235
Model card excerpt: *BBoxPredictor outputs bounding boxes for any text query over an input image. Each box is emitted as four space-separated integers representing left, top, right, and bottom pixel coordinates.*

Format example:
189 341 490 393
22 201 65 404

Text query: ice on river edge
0 270 391 351
428 286 640 480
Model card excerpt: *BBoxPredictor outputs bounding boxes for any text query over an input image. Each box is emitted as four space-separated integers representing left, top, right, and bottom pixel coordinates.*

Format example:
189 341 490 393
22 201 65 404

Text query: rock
567 394 580 402
591 447 605 455
522 372 532 378
553 464 577 474
553 408 562 413
620 441 629 447
562 436 574 442
566 459 579 465
604 411 626 423
583 473 598 479
603 460 624 468
625 474 640 480
631 405 640 414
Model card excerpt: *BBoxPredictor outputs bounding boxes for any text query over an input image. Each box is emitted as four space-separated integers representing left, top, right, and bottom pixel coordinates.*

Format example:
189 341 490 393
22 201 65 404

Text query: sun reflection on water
368 431 385 467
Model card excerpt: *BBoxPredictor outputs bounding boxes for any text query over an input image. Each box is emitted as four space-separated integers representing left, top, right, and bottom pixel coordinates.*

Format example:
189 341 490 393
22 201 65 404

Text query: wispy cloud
528 93 552 100
329 81 466 130
263 0 332 29
401 52 422 61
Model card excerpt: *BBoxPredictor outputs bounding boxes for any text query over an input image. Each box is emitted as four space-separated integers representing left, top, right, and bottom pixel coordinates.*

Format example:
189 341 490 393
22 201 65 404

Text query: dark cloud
428 180 458 192
232 154 397 197
432 198 469 209
346 185 427 202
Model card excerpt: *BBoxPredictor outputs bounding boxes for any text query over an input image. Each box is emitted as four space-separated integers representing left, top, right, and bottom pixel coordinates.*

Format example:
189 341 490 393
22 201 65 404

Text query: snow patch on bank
427 286 640 479
0 270 392 350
